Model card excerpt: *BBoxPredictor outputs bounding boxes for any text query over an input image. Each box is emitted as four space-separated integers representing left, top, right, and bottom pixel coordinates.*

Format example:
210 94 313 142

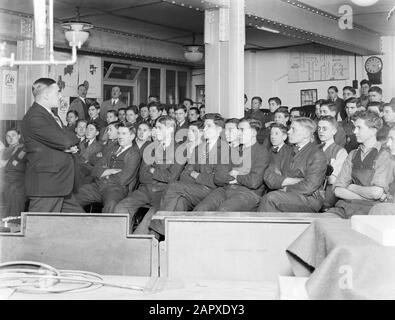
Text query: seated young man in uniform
154 113 225 214
341 97 361 152
194 118 270 212
0 128 27 219
134 122 152 154
74 122 103 188
137 103 149 123
125 105 139 131
186 120 204 156
148 102 163 128
266 123 292 164
114 116 186 232
88 102 107 130
101 121 120 154
327 111 394 218
258 117 327 213
289 107 302 120
318 101 347 147
317 116 348 209
117 107 127 125
74 125 141 213
75 119 87 143
66 110 79 134
264 97 282 126
368 124 395 215
106 109 119 124
174 105 189 143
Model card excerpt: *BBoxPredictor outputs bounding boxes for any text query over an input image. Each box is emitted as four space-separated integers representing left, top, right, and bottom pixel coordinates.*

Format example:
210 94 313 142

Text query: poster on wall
48 51 79 97
78 55 102 100
288 45 349 83
1 69 17 105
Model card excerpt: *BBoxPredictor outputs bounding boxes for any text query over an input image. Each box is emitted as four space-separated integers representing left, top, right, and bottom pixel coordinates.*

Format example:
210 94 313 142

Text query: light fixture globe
183 45 204 62
61 21 93 48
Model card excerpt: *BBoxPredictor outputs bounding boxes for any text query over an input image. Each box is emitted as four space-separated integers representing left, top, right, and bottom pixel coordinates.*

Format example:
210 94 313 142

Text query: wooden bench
0 212 159 277
154 211 319 281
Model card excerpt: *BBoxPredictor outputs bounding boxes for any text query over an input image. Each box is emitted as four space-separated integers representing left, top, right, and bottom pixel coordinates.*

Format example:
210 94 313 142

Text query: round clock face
365 56 383 74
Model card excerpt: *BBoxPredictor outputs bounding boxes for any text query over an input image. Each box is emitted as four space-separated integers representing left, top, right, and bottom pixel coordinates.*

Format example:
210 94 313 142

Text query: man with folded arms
258 117 327 213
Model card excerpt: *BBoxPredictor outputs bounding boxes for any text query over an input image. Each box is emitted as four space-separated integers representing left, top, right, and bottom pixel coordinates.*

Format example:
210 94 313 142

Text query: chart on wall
288 46 349 83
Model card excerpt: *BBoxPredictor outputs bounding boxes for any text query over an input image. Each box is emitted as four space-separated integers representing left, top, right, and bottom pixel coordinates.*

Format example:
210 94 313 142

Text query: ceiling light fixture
183 33 204 63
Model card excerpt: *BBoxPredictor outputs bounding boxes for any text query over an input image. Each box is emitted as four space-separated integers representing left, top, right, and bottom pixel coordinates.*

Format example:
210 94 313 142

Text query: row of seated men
3 94 395 239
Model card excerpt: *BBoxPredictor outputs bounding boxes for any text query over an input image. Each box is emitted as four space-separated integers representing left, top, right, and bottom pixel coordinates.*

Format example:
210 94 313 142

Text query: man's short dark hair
290 107 302 114
189 120 204 129
328 86 338 93
67 110 79 117
318 115 338 130
368 86 382 95
343 86 356 95
119 123 137 135
360 79 371 87
383 103 395 113
86 121 100 132
321 101 337 112
345 97 361 106
32 78 57 97
275 106 289 117
78 84 86 90
139 103 148 110
203 113 225 128
107 109 118 117
189 107 200 115
239 117 262 133
315 99 328 106
225 118 240 126
183 98 193 105
126 105 139 115
107 121 121 129
148 102 163 112
352 110 383 130
367 101 384 113
118 107 126 113
270 123 288 135
199 105 205 110
76 119 88 127
157 115 176 128
268 97 282 106
175 105 187 113
137 122 152 130
88 101 100 110
251 96 262 104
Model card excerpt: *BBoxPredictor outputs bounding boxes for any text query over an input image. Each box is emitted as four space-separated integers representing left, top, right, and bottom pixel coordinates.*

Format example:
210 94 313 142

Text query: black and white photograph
0 0 395 306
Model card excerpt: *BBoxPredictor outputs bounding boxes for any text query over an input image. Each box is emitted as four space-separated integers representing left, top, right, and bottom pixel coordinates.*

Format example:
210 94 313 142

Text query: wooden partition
155 212 317 281
0 212 158 277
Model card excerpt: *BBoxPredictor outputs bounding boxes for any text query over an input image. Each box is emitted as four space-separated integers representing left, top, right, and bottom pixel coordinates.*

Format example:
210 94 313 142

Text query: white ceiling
0 0 391 53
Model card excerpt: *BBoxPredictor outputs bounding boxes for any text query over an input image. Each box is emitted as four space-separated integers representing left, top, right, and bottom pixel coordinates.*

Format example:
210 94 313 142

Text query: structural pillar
204 0 245 119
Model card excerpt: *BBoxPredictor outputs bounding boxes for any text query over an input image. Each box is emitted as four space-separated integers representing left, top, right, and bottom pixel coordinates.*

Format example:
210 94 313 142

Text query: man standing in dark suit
69 84 89 120
100 86 127 121
21 78 83 213
328 85 346 121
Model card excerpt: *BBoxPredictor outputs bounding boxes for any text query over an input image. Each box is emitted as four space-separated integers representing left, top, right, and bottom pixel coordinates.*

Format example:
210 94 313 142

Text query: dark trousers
149 182 212 236
194 185 261 212
114 185 164 232
29 193 83 213
258 190 323 213
0 175 26 218
159 182 212 211
75 181 127 213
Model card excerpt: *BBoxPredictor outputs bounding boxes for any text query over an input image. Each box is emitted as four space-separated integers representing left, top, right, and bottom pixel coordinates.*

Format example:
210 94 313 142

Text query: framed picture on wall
300 89 317 106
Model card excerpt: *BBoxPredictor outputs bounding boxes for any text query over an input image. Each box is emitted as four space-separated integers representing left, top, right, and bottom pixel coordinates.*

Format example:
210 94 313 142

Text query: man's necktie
51 112 63 128
84 140 89 149
293 145 299 155
272 146 279 154
115 146 124 157
112 100 116 107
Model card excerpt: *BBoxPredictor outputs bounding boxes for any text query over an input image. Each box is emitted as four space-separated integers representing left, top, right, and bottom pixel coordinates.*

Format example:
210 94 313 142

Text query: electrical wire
0 261 145 297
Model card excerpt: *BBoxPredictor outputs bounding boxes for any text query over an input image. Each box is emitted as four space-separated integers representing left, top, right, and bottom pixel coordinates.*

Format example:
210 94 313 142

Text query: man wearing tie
100 86 127 121
258 117 327 213
21 78 83 213
74 125 141 213
69 84 89 120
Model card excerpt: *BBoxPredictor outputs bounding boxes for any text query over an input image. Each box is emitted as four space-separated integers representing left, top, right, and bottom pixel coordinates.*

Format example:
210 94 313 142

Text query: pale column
381 36 395 102
228 0 245 118
204 0 245 118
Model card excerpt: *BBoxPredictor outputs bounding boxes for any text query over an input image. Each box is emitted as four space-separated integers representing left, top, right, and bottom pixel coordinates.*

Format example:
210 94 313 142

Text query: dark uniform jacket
179 139 223 189
264 142 327 197
139 141 186 193
91 143 141 191
22 102 79 197
214 142 270 196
